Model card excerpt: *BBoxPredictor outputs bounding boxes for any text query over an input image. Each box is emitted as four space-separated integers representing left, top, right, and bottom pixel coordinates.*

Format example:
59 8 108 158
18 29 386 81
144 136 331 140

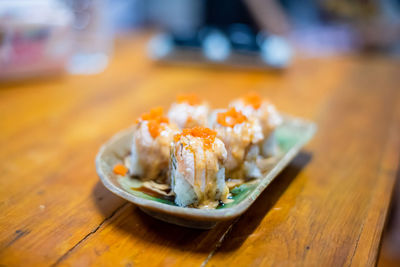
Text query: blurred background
1 0 399 79
0 0 399 265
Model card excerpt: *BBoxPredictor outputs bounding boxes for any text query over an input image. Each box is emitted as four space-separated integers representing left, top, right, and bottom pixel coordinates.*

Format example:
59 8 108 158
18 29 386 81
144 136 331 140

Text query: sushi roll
168 94 209 129
230 93 282 157
170 127 229 208
210 107 264 179
130 107 178 182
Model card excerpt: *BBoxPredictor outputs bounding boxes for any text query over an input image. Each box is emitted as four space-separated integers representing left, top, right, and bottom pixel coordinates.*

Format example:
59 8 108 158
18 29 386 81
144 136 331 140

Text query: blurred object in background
0 0 73 81
147 0 292 69
285 0 400 56
107 0 147 32
144 0 400 63
322 0 400 50
1 0 399 81
148 0 204 36
65 0 113 75
0 0 115 81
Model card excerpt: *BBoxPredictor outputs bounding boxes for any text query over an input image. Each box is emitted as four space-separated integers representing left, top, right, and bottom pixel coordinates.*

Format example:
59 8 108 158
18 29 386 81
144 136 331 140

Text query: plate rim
95 115 317 221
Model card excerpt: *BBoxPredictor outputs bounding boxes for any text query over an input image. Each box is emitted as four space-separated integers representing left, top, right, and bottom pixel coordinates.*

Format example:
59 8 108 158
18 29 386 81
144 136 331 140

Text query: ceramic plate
95 115 316 229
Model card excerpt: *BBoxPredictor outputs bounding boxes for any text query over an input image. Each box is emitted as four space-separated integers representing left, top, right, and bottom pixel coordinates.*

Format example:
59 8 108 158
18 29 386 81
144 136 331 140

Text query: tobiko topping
174 127 217 149
137 107 169 138
217 107 247 127
243 93 262 109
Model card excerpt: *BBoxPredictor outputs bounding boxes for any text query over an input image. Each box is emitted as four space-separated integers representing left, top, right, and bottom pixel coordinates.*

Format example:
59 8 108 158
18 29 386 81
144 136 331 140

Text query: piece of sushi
229 93 282 157
130 107 178 182
170 127 229 208
210 107 264 179
168 94 209 129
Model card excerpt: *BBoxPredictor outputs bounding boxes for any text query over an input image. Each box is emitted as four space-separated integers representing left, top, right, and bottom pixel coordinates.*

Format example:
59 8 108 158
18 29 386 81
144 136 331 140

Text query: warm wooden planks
0 32 399 267
56 204 236 267
206 57 400 267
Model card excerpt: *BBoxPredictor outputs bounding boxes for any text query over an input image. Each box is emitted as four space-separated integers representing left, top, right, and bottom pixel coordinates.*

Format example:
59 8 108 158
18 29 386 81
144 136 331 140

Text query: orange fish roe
137 107 169 139
147 120 163 139
217 107 247 127
174 127 217 149
243 92 262 109
113 164 128 176
139 107 164 121
176 94 201 106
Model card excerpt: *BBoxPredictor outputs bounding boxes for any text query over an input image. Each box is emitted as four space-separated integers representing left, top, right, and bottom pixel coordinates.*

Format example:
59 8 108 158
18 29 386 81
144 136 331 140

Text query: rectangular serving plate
95 115 316 229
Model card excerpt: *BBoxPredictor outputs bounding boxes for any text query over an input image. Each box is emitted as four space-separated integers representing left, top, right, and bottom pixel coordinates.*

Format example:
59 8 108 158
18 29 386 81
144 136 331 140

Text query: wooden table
1 33 399 267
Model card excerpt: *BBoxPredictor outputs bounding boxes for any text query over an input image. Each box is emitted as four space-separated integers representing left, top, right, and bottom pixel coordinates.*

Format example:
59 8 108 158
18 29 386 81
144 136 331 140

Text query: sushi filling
171 127 229 208
131 107 178 182
230 93 282 157
211 107 264 179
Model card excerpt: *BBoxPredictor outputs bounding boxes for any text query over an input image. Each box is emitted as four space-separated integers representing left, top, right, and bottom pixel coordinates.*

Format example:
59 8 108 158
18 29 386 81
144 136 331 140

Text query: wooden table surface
0 33 399 267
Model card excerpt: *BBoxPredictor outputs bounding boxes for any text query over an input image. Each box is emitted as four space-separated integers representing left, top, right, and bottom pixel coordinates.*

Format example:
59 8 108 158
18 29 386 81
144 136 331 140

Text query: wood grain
207 58 400 267
0 33 399 266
